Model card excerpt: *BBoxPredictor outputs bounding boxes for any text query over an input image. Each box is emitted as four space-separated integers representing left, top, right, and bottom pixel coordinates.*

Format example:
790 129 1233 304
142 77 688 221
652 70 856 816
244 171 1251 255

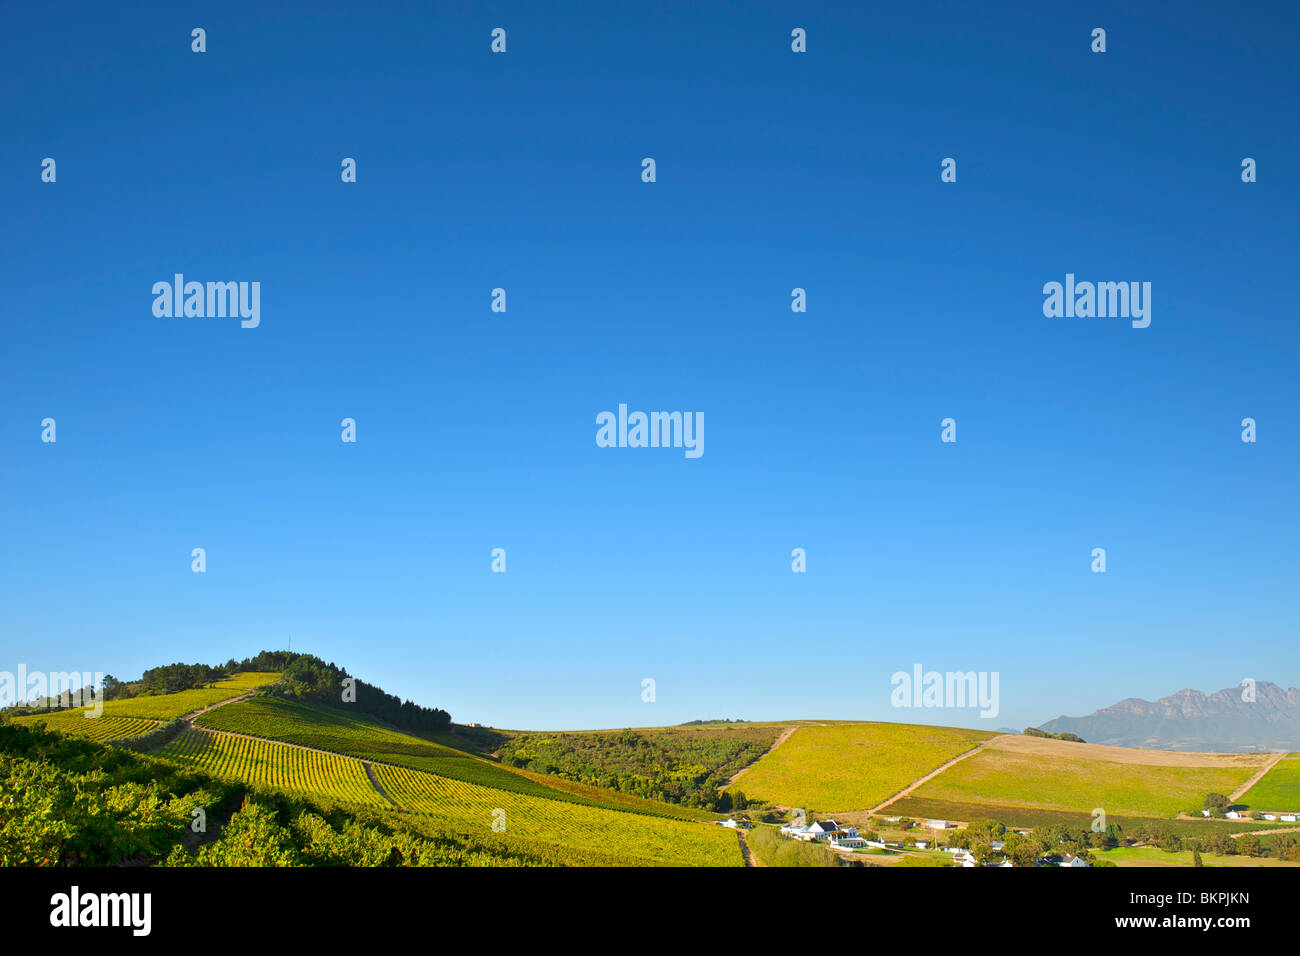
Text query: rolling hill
2 661 742 867
7 654 1300 868
724 721 994 814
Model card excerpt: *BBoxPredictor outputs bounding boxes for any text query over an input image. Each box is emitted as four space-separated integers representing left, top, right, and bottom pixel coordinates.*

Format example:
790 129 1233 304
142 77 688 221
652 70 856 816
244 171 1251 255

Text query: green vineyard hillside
155 723 742 866
1239 755 1300 812
12 671 279 727
197 695 713 822
10 711 160 743
159 727 390 809
374 763 742 866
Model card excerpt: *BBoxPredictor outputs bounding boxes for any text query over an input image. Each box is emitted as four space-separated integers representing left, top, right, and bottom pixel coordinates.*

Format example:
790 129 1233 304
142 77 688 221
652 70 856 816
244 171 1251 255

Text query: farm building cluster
778 819 869 849
775 818 1090 867
1201 809 1298 821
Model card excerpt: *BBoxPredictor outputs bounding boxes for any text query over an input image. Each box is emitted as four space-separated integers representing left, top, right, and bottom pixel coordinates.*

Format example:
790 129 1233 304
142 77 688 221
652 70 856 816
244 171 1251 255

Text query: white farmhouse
807 820 841 841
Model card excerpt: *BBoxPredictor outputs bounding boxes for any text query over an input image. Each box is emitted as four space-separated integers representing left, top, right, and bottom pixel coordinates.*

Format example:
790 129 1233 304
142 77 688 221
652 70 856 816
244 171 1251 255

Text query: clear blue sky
1 1 1296 731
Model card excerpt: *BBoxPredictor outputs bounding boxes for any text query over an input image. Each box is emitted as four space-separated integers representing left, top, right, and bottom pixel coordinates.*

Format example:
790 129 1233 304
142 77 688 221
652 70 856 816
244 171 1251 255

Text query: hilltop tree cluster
138 662 226 695
1022 727 1086 743
258 652 452 735
14 649 454 739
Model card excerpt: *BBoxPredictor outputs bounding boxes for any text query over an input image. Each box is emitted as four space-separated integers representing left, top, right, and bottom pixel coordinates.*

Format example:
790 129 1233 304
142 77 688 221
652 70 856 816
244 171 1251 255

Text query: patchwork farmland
196 696 533 793
6 654 1296 869
730 721 995 813
196 696 714 821
154 720 742 866
374 763 743 867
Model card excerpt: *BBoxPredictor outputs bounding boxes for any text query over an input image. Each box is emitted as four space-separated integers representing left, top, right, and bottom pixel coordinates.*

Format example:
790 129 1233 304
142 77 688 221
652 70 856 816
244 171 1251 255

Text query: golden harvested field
911 735 1271 818
988 733 1274 767
732 722 995 812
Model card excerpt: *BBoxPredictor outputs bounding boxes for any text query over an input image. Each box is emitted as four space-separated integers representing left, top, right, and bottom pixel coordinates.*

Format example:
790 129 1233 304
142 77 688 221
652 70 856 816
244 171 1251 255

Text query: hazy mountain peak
1039 680 1300 752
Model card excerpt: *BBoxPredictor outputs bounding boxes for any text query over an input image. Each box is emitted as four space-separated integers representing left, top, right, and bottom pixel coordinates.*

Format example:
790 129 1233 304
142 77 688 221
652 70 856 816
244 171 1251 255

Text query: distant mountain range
1039 681 1300 752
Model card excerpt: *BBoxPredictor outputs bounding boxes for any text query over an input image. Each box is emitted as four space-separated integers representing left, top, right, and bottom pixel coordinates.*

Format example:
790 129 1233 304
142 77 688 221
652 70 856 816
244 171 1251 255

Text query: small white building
1281 813 1299 823
830 827 868 850
1059 854 1088 867
807 820 841 841
1225 810 1246 820
928 819 954 829
1262 813 1278 821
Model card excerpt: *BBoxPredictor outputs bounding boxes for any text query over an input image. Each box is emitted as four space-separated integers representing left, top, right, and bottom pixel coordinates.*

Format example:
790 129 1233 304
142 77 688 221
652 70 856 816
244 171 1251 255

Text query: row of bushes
113 718 187 753
746 825 840 867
